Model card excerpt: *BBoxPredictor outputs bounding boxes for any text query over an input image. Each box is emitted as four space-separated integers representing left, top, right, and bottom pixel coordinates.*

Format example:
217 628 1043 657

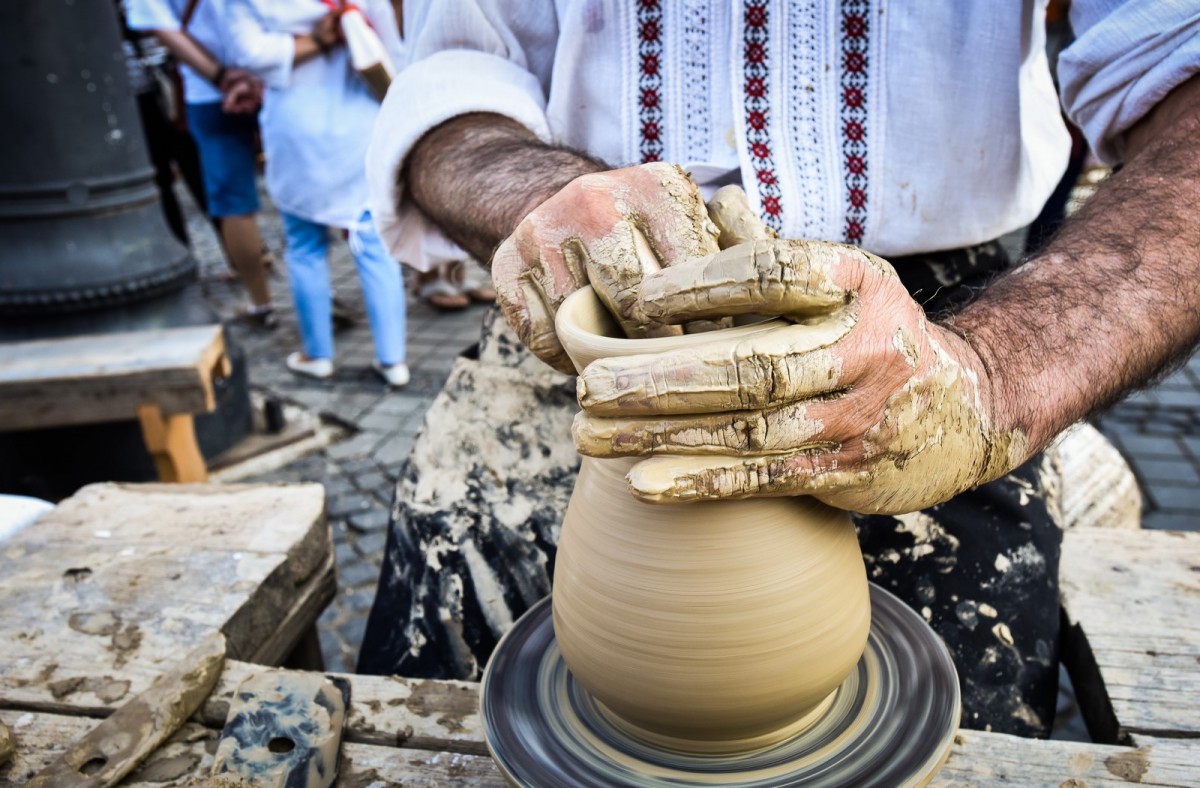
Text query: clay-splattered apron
358 242 1063 738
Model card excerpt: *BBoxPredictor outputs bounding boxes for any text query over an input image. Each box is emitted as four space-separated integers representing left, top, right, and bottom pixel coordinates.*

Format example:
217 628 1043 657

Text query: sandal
418 276 470 311
457 259 497 303
235 302 277 329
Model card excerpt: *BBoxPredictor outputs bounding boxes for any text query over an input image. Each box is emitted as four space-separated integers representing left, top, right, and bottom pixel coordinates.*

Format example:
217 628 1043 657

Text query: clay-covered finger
583 221 684 340
615 162 722 267
492 239 575 373
578 316 856 416
625 450 871 504
638 239 861 325
706 185 775 247
572 401 839 458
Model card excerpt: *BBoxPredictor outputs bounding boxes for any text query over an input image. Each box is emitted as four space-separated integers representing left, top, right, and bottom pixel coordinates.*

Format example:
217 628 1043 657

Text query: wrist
940 299 1047 460
210 64 227 87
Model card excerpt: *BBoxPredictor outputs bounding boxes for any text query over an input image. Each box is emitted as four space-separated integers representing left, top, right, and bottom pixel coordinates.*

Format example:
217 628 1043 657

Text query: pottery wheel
481 584 960 787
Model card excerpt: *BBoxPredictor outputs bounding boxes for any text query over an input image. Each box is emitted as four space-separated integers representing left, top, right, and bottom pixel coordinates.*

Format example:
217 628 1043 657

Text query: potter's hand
572 239 1029 515
492 162 721 374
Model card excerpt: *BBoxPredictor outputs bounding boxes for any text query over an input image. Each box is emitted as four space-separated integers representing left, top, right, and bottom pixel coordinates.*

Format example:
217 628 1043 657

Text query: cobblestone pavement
185 189 1200 683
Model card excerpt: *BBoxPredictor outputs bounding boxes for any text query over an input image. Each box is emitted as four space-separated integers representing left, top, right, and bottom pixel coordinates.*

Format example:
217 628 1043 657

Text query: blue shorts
185 101 260 218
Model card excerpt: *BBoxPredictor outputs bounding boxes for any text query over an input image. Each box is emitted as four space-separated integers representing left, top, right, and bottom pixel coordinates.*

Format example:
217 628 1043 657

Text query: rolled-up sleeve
1059 0 1200 164
366 2 558 269
225 0 297 90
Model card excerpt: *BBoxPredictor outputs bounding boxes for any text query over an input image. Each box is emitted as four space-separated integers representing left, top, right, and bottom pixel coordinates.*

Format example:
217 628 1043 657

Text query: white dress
225 0 405 229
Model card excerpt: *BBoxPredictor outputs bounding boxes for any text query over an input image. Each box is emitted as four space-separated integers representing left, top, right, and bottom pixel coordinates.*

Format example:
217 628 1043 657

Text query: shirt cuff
366 49 552 269
1059 5 1200 163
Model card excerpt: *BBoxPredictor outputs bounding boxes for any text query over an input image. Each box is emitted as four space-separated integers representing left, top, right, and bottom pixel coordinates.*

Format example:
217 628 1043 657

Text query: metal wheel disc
482 584 960 787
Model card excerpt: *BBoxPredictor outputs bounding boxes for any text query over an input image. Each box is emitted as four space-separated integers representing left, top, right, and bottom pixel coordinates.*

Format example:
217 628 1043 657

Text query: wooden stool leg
136 404 208 483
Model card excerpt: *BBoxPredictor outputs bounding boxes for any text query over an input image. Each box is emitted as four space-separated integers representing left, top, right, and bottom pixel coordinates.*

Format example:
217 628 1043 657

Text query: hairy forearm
948 76 1200 453
405 113 607 263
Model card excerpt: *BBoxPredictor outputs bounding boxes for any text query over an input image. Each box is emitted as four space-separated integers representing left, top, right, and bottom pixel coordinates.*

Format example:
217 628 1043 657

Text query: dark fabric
889 239 1011 316
854 458 1060 738
360 240 1062 738
137 91 207 242
184 101 261 218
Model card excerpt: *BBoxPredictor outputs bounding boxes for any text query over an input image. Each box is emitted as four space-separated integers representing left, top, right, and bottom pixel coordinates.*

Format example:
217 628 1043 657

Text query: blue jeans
282 211 406 365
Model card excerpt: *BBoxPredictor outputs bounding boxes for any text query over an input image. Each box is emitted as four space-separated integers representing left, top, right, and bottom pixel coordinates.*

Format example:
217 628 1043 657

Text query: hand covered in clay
492 163 725 373
573 208 1028 515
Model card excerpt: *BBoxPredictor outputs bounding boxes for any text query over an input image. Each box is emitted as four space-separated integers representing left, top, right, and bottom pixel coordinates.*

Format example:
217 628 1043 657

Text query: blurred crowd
117 0 494 388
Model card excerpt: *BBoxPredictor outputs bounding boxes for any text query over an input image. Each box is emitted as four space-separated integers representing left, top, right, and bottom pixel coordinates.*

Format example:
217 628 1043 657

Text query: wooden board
5 703 1198 786
0 324 228 430
1059 529 1200 743
936 729 1200 786
0 483 329 716
0 710 508 787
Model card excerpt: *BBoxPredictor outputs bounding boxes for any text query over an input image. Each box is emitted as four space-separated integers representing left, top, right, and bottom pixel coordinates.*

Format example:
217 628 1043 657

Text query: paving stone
369 392 430 416
1110 432 1185 459
333 540 358 569
340 457 383 476
338 557 383 589
325 431 379 460
348 507 390 533
352 470 389 493
329 519 350 546
1133 457 1200 485
326 492 374 519
1142 511 1200 531
321 476 356 499
357 408 410 433
1143 482 1200 513
1181 434 1200 460
345 588 376 614
1153 389 1200 408
373 432 418 467
337 616 368 653
353 529 389 559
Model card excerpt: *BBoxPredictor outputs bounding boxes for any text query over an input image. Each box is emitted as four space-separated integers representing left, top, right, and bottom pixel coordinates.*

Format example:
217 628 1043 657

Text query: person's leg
221 214 271 308
282 213 335 362
348 212 407 367
855 456 1062 738
185 102 271 309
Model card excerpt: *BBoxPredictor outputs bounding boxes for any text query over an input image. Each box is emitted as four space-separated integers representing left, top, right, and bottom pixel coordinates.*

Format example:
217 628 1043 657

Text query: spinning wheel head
482 584 960 787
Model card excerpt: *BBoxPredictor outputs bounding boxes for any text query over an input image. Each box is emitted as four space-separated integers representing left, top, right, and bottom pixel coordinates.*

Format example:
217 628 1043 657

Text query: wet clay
0 719 13 767
551 287 871 753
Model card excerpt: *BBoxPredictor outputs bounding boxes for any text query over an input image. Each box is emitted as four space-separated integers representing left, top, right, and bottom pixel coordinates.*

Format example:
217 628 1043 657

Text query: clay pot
552 287 871 754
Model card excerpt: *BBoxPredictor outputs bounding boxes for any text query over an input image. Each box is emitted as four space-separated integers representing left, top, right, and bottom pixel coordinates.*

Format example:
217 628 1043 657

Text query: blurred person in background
126 0 277 327
226 0 410 386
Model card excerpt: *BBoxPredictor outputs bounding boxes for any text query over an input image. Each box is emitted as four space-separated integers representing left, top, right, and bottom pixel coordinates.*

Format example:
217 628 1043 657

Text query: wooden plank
1059 529 1200 742
0 711 506 787
0 483 328 715
0 325 227 431
936 729 1200 786
5 708 1197 787
198 661 488 756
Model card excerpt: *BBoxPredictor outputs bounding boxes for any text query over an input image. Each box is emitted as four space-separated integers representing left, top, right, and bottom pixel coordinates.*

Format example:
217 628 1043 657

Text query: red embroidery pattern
743 1 781 230
638 0 664 163
840 0 869 244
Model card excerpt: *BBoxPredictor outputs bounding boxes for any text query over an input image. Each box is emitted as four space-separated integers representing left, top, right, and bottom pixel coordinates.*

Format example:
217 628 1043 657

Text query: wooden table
0 325 231 482
2 525 1197 785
